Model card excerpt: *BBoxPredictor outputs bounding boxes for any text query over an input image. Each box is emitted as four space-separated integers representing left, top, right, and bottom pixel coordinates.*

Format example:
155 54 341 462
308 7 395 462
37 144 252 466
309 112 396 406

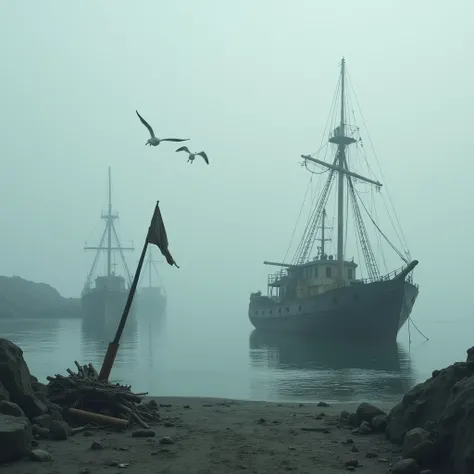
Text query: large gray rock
437 375 474 474
387 346 474 474
0 414 32 463
0 401 25 417
0 338 47 419
386 361 474 444
356 402 386 424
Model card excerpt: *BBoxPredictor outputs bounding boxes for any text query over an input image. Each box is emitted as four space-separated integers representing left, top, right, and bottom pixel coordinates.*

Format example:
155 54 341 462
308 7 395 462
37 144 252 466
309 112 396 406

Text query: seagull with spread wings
175 146 209 165
136 110 189 147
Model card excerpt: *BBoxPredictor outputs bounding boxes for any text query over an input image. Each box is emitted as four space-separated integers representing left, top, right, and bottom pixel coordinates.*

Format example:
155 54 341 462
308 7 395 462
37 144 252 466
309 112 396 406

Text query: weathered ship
81 167 135 335
136 248 167 316
249 58 419 343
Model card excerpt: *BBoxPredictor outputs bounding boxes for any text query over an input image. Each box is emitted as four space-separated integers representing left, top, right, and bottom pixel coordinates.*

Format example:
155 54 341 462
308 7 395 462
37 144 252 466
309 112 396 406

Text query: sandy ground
5 397 402 474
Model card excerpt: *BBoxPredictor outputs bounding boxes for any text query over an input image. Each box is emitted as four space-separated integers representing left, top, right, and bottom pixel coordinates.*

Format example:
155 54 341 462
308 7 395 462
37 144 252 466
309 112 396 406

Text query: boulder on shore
0 338 47 419
0 414 32 463
386 346 474 474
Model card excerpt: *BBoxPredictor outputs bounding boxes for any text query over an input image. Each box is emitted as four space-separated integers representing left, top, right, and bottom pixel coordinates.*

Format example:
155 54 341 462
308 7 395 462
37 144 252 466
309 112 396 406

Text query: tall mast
107 166 112 278
319 209 332 258
337 58 346 282
83 167 135 290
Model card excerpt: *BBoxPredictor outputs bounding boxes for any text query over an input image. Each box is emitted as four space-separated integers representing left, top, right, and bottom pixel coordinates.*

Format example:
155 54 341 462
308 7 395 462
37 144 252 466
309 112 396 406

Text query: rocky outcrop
386 346 474 474
0 338 47 419
0 275 81 319
0 415 32 463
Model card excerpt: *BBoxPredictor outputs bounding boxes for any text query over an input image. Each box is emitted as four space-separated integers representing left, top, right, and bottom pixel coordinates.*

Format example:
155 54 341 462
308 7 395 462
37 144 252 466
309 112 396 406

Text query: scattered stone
365 452 378 458
29 448 52 462
132 429 155 438
159 435 175 445
83 431 94 437
391 458 420 474
301 427 330 433
317 401 330 407
0 414 32 462
356 402 386 424
371 414 388 432
342 438 354 444
50 420 69 440
288 446 296 451
257 417 266 424
348 413 359 427
339 410 350 421
164 421 175 427
420 470 435 474
90 441 104 450
358 421 372 435
32 414 53 429
344 459 359 467
351 444 359 452
0 400 25 417
184 404 191 409
36 427 50 439
403 428 437 467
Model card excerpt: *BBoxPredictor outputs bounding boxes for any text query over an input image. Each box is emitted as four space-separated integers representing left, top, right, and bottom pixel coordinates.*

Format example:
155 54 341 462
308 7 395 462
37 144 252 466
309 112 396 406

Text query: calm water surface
2 305 472 405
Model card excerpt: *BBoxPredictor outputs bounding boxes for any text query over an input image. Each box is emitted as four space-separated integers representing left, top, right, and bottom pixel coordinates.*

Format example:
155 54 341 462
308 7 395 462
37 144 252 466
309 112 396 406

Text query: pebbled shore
3 397 399 474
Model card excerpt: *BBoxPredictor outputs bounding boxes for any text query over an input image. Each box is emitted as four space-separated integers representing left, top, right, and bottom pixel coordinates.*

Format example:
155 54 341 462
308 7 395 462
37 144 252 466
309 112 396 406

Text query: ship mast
107 166 112 278
296 58 382 280
83 167 135 290
336 58 348 281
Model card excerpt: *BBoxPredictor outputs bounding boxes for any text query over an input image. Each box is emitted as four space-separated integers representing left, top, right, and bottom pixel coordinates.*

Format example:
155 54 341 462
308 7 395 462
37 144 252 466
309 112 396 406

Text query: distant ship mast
83 167 134 291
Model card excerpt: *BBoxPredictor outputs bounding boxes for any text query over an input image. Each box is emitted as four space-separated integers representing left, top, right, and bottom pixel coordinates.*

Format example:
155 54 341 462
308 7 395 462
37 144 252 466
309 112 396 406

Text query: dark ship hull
81 287 136 335
136 287 167 315
249 274 418 343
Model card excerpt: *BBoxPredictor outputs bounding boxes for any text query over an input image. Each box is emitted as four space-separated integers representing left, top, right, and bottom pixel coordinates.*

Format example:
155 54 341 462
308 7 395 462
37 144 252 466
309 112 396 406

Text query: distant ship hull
249 277 418 343
136 287 167 316
81 287 136 336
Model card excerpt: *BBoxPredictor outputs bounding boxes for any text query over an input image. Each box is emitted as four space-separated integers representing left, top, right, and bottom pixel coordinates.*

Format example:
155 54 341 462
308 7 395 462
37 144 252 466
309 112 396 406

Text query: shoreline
5 396 400 474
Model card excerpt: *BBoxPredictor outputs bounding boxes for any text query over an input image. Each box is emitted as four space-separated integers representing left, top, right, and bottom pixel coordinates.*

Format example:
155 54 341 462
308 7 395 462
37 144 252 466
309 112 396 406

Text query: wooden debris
46 361 159 429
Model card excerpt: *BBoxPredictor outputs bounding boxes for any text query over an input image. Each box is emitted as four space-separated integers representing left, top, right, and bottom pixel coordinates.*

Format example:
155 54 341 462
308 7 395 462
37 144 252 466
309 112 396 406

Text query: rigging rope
346 69 411 256
354 188 409 264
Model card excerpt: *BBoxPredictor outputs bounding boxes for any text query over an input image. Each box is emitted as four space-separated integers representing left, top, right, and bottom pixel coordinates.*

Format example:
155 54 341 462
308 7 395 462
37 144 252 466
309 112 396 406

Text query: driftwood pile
46 361 159 430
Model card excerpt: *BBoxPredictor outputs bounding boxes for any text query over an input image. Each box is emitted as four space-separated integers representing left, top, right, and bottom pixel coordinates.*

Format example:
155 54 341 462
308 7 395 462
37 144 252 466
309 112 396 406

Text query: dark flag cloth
146 202 179 268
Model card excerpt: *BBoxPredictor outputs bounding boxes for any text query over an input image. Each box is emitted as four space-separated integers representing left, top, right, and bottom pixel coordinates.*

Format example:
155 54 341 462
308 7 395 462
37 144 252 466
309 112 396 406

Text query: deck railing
267 262 418 291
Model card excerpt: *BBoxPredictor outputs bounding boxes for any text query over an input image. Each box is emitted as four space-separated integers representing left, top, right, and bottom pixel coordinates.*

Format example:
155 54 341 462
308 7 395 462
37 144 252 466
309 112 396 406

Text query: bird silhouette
136 110 189 147
175 146 209 165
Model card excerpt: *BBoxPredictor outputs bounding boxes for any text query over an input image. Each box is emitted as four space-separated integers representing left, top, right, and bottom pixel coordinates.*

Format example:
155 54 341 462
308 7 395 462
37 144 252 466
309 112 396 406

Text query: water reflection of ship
80 313 138 356
248 330 414 403
135 247 167 317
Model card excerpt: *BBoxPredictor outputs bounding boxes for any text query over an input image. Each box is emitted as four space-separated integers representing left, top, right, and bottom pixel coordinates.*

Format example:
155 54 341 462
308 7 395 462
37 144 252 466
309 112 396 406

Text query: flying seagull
136 110 189 147
175 146 209 165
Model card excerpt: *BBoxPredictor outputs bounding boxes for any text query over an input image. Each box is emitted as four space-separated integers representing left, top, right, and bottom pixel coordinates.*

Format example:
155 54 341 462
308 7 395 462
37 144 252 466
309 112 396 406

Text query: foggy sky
0 1 472 327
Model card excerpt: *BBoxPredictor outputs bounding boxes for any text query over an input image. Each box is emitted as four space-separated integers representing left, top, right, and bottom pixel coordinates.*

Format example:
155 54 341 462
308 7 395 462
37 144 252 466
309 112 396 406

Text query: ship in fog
81 167 135 336
135 247 167 316
249 58 419 342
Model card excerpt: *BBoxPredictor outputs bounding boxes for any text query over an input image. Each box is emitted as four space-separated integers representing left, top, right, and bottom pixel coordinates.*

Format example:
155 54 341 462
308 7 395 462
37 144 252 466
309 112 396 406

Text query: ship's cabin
268 254 358 301
94 275 126 291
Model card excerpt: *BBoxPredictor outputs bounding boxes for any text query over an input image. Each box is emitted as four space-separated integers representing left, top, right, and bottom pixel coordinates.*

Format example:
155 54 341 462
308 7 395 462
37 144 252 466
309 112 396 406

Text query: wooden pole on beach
98 201 179 381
